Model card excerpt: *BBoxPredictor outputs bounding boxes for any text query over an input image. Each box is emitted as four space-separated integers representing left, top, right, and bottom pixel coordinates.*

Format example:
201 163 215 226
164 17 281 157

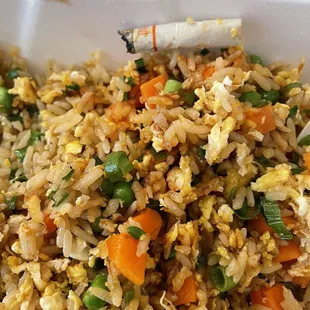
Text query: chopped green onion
181 90 197 106
200 48 210 56
0 87 14 113
255 155 276 168
104 151 133 183
250 55 264 66
292 152 300 165
7 68 20 80
82 274 108 309
122 92 129 102
168 248 176 259
147 199 160 210
62 169 74 182
164 79 183 93
252 99 269 108
47 191 56 202
289 105 298 119
260 197 293 240
210 265 237 292
91 217 102 233
229 187 237 200
9 168 17 180
196 256 207 268
298 135 310 146
5 195 18 211
235 201 260 220
93 258 105 271
100 179 114 197
11 175 28 183
198 147 205 160
124 290 134 305
113 181 135 207
14 146 28 161
291 167 304 175
239 91 262 106
150 148 168 161
284 82 302 95
94 156 103 166
54 192 69 207
259 90 280 104
134 58 147 73
127 226 145 239
7 114 22 122
26 105 39 116
66 83 80 91
121 76 135 87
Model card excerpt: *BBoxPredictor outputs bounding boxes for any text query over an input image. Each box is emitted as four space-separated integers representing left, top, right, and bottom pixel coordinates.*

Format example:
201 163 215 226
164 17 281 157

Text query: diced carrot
245 105 275 134
249 214 273 235
274 240 302 263
303 153 310 171
292 276 310 288
251 285 284 310
203 66 215 78
140 75 167 100
43 215 57 234
132 208 163 240
173 275 198 306
106 234 146 285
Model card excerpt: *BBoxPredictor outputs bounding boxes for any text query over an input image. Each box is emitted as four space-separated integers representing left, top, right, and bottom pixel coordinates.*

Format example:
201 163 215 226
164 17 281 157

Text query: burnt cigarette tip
118 30 135 54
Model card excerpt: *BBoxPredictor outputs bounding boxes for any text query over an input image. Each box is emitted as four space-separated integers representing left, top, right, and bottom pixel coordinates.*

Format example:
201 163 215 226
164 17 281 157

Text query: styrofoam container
0 0 309 78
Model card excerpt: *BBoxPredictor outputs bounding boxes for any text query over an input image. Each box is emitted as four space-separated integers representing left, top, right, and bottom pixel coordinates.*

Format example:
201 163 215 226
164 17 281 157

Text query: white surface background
0 0 309 77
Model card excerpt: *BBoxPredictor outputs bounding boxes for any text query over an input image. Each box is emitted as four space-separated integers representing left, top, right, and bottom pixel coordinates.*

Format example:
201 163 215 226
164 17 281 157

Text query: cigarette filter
118 19 242 54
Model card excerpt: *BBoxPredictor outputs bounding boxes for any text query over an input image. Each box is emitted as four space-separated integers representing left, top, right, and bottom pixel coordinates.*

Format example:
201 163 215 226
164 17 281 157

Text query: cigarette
118 19 242 54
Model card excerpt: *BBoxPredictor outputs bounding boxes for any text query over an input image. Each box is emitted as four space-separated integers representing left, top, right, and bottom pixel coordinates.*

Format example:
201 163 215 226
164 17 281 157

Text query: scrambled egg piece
211 81 233 113
15 272 34 307
8 77 37 104
66 262 88 285
49 70 86 86
251 164 291 192
199 195 216 232
37 87 63 104
25 194 43 224
65 140 83 155
203 116 236 165
40 283 66 310
67 290 83 310
27 262 52 292
236 143 253 176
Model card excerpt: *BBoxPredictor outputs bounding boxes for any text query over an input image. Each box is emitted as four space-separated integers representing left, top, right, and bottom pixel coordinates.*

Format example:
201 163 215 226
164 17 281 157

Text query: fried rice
0 45 310 310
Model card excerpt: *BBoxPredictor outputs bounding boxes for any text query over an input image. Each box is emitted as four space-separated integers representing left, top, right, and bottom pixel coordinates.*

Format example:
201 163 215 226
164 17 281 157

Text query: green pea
100 179 114 197
259 90 280 104
7 68 20 80
0 87 14 113
250 55 264 66
91 217 102 233
283 82 302 95
113 182 135 207
238 91 262 106
82 274 108 310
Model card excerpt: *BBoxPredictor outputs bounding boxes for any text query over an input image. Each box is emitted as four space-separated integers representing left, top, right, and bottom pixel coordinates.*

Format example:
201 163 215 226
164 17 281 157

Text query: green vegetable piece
150 147 168 161
239 91 262 106
200 48 210 56
100 179 114 197
7 114 22 122
82 274 108 310
54 192 69 207
7 68 20 80
94 156 103 166
26 105 39 116
147 199 160 210
14 146 28 161
168 248 176 259
292 152 300 165
91 217 103 233
181 90 197 106
164 79 183 93
66 83 80 91
196 256 206 268
29 130 43 145
284 82 302 95
198 147 205 160
210 265 237 292
104 151 133 183
255 155 276 168
9 168 17 180
62 169 74 182
93 258 105 271
259 90 280 104
235 201 260 220
260 197 293 240
122 92 129 102
289 105 298 119
250 55 264 66
47 190 56 202
229 187 237 200
298 135 310 146
127 226 145 239
113 181 135 207
0 87 14 113
124 290 134 305
134 58 147 73
291 167 304 175
5 195 18 211
12 175 28 183
122 76 135 87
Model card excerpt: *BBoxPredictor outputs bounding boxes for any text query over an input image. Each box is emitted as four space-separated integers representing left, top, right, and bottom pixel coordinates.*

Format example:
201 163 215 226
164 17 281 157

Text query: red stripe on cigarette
152 25 157 52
